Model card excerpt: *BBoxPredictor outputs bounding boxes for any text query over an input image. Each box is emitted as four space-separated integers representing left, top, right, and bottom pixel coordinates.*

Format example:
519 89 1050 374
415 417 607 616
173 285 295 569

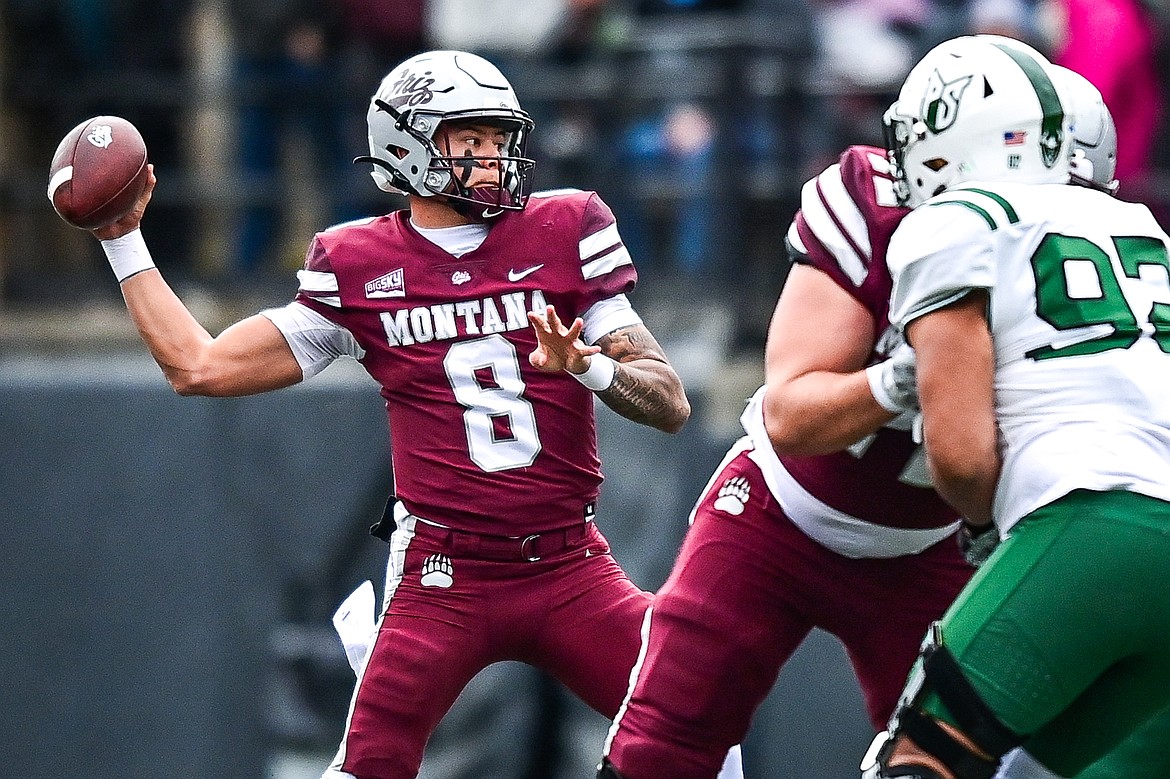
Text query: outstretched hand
527 305 601 373
92 164 156 241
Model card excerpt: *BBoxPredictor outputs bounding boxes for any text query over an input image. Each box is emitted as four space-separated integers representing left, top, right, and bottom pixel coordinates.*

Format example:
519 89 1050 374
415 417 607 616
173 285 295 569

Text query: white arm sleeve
888 205 997 333
581 294 643 345
260 302 365 379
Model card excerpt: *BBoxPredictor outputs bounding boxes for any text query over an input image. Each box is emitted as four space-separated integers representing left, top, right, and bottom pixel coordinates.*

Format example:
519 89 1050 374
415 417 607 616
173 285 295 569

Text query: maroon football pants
604 449 973 779
332 518 651 779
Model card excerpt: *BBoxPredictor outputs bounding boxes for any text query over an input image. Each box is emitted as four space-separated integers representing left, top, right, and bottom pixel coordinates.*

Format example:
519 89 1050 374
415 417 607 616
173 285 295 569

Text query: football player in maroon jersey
599 63 1148 779
88 50 743 779
596 144 976 779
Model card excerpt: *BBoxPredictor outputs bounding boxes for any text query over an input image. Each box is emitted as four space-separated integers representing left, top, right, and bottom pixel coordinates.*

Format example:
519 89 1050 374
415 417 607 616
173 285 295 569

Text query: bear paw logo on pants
420 554 454 588
712 476 750 516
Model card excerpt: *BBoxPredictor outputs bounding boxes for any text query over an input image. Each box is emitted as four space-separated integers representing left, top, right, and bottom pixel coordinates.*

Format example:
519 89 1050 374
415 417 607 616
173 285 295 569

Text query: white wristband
100 228 155 282
865 361 904 414
569 355 617 391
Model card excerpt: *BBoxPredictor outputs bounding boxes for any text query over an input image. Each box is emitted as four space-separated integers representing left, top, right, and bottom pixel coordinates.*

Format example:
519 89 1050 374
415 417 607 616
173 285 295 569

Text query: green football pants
923 489 1170 777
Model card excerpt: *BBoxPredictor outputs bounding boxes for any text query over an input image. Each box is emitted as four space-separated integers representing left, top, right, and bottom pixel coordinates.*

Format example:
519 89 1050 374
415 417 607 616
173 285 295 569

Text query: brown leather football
48 116 149 230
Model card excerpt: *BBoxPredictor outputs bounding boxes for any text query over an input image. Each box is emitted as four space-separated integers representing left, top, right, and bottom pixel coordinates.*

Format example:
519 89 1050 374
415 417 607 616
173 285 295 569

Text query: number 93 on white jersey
887 180 1170 531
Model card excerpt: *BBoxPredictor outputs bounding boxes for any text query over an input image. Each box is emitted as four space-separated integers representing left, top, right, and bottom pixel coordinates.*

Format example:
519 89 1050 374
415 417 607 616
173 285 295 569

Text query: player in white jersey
860 35 1170 779
992 62 1170 779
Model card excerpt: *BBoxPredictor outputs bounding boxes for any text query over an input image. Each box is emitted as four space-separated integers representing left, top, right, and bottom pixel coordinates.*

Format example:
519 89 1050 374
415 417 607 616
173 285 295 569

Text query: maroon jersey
779 145 957 531
603 149 975 778
295 190 635 536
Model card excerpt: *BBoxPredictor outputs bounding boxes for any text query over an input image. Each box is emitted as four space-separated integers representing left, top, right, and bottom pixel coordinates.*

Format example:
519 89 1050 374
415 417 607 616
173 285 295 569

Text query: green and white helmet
1048 65 1119 194
883 35 1074 207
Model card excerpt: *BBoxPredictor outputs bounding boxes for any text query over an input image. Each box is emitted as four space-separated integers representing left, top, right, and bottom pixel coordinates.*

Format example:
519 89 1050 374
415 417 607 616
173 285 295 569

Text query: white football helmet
883 35 1074 207
356 50 536 218
1048 65 1119 194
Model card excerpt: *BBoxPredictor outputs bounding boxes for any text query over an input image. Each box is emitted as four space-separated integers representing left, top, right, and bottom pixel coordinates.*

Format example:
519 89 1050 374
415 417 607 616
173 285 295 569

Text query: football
48 115 149 230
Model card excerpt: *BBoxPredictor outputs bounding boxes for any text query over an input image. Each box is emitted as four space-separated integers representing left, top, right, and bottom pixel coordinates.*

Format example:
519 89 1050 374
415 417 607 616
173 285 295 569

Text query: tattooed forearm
594 325 690 433
597 326 651 362
597 364 683 430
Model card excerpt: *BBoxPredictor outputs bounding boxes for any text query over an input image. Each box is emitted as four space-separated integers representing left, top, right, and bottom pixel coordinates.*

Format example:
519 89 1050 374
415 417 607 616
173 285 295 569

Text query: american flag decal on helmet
1003 130 1027 146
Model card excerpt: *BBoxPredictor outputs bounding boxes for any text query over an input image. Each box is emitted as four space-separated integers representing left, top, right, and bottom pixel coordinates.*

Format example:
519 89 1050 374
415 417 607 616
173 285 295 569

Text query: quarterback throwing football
90 50 741 779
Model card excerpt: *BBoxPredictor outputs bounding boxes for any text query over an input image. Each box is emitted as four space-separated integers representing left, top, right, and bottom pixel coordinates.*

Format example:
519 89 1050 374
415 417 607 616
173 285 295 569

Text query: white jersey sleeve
887 181 1170 531
581 293 643 345
887 193 1000 333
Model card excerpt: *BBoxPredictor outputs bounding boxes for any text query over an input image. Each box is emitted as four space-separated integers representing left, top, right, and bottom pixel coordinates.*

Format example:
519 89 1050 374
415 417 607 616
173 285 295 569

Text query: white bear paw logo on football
420 554 454 588
712 476 750 516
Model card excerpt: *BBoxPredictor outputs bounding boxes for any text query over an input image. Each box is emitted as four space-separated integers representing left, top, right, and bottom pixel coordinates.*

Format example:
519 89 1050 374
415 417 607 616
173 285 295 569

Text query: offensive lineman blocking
597 141 974 779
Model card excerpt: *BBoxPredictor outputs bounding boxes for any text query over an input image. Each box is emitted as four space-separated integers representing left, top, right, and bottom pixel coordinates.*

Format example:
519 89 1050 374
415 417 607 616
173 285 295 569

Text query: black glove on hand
958 520 999 567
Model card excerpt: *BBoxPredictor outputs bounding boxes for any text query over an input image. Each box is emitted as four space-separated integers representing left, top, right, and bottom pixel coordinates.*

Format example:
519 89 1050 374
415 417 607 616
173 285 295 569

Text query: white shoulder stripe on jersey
866 150 893 175
798 175 868 286
799 164 869 286
582 244 633 280
579 222 622 261
303 295 342 307
298 269 339 292
874 176 899 208
297 269 342 307
818 167 873 261
927 187 1019 230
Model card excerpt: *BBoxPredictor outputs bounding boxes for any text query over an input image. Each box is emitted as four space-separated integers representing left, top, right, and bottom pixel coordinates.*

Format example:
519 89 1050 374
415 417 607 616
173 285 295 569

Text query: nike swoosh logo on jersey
508 264 544 282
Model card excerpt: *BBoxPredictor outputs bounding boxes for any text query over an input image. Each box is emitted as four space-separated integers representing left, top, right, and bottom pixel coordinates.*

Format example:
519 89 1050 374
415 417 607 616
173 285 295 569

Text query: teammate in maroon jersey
88 50 744 779
597 145 976 779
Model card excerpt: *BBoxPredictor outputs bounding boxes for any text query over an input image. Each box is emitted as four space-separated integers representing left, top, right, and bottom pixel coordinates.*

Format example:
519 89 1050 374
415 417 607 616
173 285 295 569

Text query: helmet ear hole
924 158 948 172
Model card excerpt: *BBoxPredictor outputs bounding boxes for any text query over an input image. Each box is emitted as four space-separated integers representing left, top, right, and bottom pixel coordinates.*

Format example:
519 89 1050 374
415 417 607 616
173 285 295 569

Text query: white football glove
865 341 919 414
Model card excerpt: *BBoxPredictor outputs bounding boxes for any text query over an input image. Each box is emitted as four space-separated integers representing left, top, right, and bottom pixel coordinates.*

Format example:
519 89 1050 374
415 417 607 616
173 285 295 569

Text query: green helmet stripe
991 43 1065 168
956 187 1020 223
927 199 999 231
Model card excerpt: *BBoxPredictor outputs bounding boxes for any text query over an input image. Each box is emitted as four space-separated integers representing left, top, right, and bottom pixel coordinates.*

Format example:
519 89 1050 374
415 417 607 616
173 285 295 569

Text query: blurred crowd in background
3 3 1170 778
3 0 1168 355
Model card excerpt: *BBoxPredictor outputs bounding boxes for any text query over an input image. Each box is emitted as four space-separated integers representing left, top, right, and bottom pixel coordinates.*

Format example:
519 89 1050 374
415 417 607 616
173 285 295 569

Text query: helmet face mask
358 50 536 218
881 108 923 207
883 35 1074 207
